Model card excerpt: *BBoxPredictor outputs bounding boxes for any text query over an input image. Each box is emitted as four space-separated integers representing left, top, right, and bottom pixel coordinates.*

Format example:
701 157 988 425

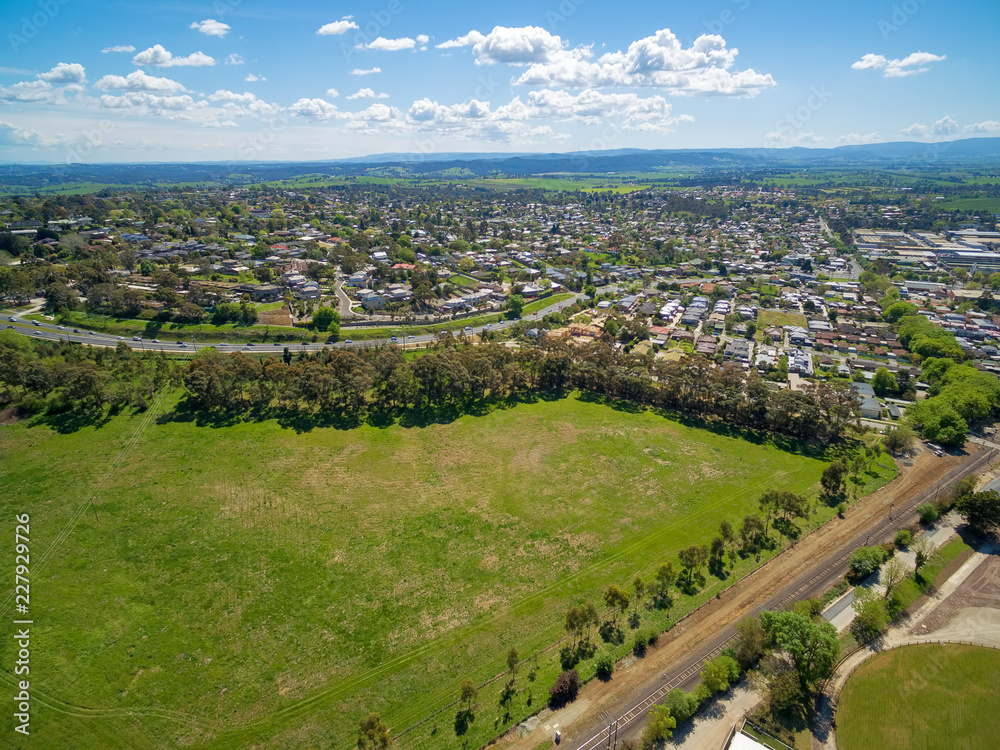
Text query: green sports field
838 643 1000 750
0 393 861 749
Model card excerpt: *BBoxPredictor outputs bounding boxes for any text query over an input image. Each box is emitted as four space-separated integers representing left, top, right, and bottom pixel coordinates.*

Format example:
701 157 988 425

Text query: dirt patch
917 553 1000 632
0 405 24 425
257 308 292 326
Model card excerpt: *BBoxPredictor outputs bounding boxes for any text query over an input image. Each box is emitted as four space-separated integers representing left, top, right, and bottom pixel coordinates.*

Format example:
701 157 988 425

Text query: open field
757 309 808 329
0 393 857 749
837 643 1000 750
936 196 1000 213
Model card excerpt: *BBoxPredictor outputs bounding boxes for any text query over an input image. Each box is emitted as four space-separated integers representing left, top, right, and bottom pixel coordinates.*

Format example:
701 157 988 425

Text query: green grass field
837 643 1000 750
757 309 808 329
0 393 888 749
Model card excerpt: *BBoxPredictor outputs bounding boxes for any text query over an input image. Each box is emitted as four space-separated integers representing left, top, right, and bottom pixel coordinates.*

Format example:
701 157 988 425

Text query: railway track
574 447 995 750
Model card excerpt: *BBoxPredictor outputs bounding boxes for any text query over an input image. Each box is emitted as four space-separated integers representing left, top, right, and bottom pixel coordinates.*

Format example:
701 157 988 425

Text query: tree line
0 332 176 413
178 339 862 443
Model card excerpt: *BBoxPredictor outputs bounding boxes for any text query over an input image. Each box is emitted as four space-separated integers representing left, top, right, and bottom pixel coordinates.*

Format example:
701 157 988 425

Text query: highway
1 294 584 354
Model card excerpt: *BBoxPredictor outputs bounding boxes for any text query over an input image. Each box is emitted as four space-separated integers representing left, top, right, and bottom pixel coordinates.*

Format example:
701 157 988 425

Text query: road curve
1 294 583 355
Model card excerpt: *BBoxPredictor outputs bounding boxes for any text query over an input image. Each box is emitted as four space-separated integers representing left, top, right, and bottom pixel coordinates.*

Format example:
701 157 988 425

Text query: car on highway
88 330 96 335
464 326 473 333
133 336 142 341
407 334 415 339
32 320 40 326
6 316 15 322
5 325 12 329
485 323 491 329
117 336 124 340
219 342 228 346
301 341 308 346
151 339 160 343
246 342 255 347
344 339 353 343
73 328 81 333
57 326 65 330
390 336 397 342
178 342 187 348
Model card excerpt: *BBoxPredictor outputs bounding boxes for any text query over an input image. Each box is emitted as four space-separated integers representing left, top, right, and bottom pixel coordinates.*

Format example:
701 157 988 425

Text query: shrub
837 502 848 517
632 630 648 657
641 705 676 749
917 502 939 524
848 546 887 579
664 688 701 724
894 529 913 547
595 650 615 680
548 669 581 708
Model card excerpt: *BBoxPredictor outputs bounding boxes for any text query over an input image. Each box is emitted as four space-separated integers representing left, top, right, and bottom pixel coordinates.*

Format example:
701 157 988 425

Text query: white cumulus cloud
359 37 416 51
133 44 216 67
836 132 880 145
966 120 1000 133
317 18 359 35
289 98 342 121
347 88 388 100
326 88 340 98
102 45 135 54
438 26 774 97
95 70 187 93
852 51 946 78
225 54 244 66
37 62 87 84
0 120 63 147
190 19 231 37
244 73 266 82
902 115 962 139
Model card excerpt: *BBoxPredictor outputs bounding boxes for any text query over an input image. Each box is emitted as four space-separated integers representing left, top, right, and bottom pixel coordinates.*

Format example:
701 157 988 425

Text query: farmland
837 643 1000 750
0 393 877 749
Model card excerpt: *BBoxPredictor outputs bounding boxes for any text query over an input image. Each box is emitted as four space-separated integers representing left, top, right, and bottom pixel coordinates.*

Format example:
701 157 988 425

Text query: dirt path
498 444 991 750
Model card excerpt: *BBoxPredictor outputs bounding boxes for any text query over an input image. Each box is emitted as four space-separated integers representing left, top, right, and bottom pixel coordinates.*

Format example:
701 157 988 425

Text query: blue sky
0 0 997 162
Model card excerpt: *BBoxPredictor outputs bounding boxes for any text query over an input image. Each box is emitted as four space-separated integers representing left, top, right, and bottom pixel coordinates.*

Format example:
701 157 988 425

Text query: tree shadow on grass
32 404 115 433
453 709 474 736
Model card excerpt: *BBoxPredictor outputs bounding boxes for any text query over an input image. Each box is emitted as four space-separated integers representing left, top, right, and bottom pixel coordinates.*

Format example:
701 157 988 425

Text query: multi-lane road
2 294 584 354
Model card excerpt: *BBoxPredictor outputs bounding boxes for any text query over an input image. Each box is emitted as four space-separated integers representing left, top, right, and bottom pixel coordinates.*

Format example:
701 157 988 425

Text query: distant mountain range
2 138 998 190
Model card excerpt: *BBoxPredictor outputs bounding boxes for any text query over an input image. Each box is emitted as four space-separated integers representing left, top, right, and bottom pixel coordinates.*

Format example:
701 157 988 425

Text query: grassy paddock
757 309 808 329
0 394 890 749
837 643 1000 750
